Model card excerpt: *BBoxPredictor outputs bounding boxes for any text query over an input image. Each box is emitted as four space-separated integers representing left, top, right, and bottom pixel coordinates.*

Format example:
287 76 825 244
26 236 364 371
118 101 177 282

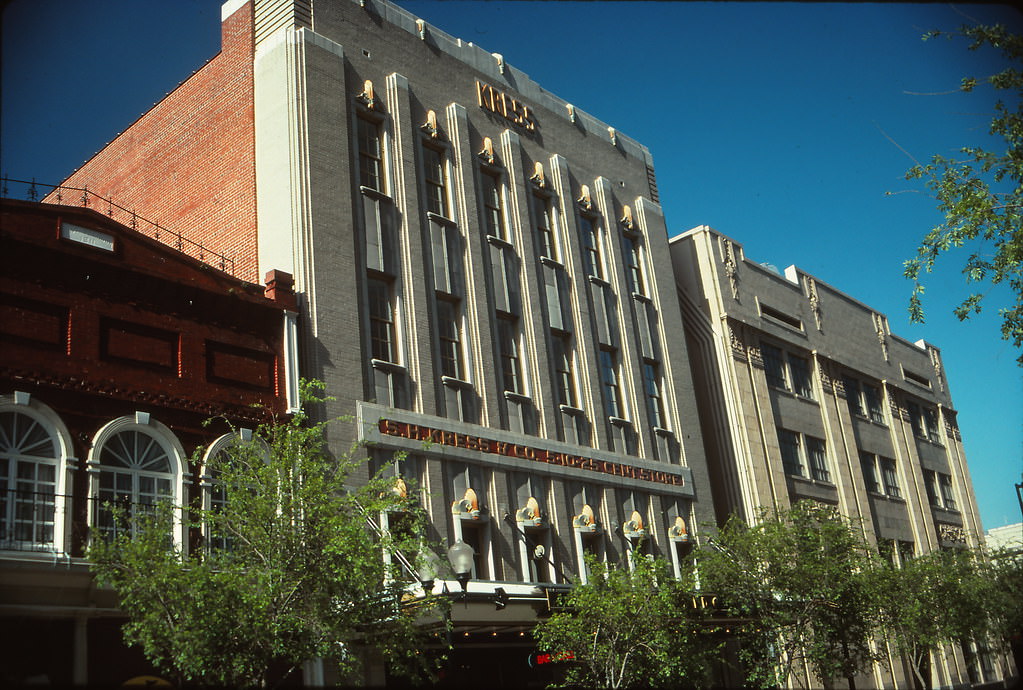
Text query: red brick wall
51 2 259 283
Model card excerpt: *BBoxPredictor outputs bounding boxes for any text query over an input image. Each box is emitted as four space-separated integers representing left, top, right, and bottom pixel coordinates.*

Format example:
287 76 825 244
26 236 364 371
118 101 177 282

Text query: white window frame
87 415 187 548
0 394 74 554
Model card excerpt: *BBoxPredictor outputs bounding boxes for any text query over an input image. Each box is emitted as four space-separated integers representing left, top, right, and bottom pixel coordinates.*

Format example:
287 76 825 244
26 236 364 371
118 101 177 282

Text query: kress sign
476 80 537 132
378 419 685 487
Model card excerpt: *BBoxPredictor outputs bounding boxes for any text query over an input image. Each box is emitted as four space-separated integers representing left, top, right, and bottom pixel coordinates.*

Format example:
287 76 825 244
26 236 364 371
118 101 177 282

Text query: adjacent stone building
671 225 1006 688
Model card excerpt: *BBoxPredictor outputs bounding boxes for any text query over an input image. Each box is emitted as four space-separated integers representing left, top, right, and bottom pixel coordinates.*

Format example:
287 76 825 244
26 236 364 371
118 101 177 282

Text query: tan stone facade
671 225 1009 688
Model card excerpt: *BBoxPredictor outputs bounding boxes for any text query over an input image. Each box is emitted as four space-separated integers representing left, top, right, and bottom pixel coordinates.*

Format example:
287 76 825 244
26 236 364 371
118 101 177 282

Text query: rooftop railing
1 176 236 276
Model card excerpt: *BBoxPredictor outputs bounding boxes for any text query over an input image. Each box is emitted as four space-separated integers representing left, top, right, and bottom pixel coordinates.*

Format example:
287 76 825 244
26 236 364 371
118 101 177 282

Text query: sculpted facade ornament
872 312 890 361
818 354 834 393
807 276 823 332
928 345 946 393
728 321 747 361
944 409 962 441
748 344 764 369
938 523 967 544
722 238 739 300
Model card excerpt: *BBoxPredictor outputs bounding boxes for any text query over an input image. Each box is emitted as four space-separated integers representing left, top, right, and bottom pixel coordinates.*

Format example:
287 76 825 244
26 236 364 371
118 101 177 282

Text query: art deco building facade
670 225 1007 689
47 0 715 683
0 195 296 686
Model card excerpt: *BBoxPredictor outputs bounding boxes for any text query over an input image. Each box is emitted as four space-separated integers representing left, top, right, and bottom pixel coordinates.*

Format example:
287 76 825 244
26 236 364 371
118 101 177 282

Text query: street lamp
447 540 475 595
416 547 441 594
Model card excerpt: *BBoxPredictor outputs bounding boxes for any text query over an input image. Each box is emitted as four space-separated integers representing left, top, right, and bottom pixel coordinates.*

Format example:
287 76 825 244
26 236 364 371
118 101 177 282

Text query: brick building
0 196 297 686
47 0 716 685
671 226 1009 688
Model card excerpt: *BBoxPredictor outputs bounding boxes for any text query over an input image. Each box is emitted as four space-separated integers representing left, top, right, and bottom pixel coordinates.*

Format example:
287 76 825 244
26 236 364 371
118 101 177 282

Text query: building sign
476 80 536 132
378 419 685 487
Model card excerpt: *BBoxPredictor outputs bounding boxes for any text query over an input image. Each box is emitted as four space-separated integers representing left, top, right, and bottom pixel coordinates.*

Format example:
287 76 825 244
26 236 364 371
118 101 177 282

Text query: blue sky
2 1 1021 530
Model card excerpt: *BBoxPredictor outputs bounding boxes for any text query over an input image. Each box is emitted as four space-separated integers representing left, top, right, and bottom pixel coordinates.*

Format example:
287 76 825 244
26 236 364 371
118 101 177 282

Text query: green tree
986 546 1023 644
698 502 881 689
89 381 442 687
900 24 1023 363
533 552 721 689
984 546 1023 678
872 547 992 689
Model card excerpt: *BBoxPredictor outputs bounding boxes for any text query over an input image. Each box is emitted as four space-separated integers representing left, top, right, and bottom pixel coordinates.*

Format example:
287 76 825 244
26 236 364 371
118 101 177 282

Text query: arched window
0 394 72 552
89 416 185 545
200 431 264 553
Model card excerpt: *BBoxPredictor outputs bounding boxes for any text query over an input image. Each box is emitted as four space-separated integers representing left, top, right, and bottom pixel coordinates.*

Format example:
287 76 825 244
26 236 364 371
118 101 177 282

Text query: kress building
50 0 716 684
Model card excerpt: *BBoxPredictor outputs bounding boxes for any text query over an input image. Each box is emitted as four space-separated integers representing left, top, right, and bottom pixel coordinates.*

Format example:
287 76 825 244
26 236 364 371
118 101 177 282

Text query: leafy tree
872 546 992 689
900 24 1023 363
698 502 881 689
985 546 1023 645
89 381 442 688
533 552 721 689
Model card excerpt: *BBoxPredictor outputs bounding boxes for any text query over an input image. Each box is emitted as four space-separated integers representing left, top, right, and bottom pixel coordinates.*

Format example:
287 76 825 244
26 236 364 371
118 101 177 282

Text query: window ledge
441 375 473 389
631 291 652 304
608 416 632 428
486 234 514 250
786 473 837 488
371 359 406 374
359 186 393 203
653 426 673 438
914 434 944 448
587 275 611 288
770 386 819 406
540 255 564 269
427 211 457 227
559 404 585 416
761 313 807 336
504 390 532 404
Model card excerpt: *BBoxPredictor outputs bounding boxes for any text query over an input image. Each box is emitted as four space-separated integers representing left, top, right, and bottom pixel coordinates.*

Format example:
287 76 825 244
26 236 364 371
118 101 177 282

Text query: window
368 276 397 362
860 452 880 493
926 470 957 510
436 297 463 379
762 344 787 389
95 426 177 541
580 216 604 280
760 303 803 330
844 376 864 417
497 316 522 394
778 429 802 477
864 384 885 424
599 348 623 419
201 433 263 554
880 457 901 498
622 235 645 296
422 145 449 217
0 410 59 549
908 402 941 444
357 116 384 192
923 407 941 444
789 355 813 398
762 344 814 399
862 453 899 498
939 473 957 510
481 171 505 239
535 193 558 260
642 360 666 428
806 436 830 482
551 333 576 408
